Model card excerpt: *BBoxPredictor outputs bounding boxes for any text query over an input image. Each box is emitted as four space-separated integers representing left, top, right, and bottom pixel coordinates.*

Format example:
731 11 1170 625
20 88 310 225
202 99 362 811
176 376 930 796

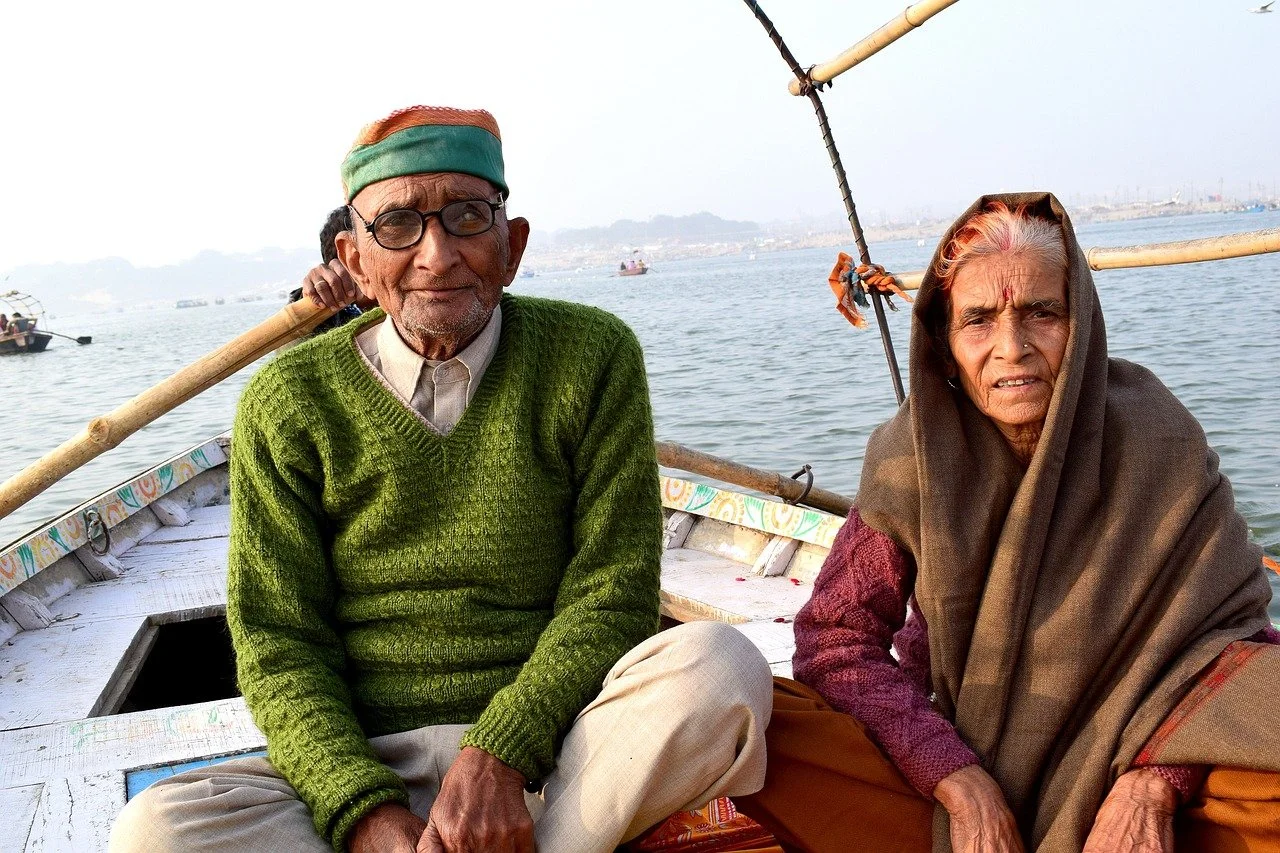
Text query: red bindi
1002 285 1011 301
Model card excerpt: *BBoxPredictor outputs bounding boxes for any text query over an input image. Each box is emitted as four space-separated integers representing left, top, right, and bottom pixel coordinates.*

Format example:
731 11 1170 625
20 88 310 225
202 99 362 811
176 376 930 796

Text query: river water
3 211 1278 619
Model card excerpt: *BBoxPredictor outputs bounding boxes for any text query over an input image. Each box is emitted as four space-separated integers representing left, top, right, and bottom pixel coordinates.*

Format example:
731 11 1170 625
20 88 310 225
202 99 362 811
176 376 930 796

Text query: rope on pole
742 0 906 404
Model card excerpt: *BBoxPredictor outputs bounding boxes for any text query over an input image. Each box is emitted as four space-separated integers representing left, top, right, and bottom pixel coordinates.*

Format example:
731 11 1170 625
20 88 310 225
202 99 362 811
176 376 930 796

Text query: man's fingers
416 821 446 853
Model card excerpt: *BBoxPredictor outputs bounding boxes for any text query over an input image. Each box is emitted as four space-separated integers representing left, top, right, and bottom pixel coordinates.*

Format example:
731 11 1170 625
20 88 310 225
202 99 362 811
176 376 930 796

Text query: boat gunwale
659 474 843 548
0 436 229 597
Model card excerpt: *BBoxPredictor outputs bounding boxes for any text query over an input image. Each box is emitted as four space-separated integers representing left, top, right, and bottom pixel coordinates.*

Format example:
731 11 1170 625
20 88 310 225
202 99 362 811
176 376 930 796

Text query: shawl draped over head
854 192 1279 851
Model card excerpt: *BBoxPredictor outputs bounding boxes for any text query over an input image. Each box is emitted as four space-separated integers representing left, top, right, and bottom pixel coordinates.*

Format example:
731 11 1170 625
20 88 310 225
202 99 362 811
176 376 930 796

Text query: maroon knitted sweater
793 511 1280 802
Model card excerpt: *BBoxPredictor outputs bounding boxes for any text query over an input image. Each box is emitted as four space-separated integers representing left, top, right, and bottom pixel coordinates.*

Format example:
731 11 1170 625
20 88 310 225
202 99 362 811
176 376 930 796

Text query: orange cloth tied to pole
826 253 913 329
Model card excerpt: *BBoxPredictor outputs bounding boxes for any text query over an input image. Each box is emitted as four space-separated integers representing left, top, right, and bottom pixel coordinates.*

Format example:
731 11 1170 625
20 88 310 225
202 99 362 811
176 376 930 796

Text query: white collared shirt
356 305 502 435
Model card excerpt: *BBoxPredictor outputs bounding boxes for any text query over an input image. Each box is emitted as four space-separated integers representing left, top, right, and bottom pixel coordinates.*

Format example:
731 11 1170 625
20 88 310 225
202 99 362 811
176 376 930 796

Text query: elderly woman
737 193 1280 852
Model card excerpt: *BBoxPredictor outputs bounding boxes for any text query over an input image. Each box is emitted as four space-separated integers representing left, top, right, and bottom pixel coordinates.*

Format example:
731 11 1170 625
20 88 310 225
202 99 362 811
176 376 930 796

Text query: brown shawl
855 192 1278 851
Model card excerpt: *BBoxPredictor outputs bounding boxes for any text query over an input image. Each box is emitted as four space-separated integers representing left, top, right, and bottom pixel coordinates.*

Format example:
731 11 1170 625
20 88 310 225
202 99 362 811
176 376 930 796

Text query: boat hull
618 266 649 276
0 331 52 355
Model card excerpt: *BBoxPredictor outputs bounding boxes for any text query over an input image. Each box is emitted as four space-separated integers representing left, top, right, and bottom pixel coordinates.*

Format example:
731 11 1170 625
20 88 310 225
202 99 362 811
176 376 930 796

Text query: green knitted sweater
227 295 662 850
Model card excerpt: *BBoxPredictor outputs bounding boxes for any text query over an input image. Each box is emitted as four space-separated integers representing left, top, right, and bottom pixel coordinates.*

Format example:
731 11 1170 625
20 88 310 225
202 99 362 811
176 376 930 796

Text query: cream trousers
109 621 772 852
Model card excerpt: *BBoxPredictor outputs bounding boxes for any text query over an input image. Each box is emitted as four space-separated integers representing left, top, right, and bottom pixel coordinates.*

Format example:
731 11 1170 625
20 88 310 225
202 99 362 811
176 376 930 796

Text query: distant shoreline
521 203 1278 272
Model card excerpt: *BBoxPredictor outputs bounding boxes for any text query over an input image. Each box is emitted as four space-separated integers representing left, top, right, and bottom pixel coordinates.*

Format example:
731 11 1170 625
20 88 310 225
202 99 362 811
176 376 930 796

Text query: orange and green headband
340 106 508 202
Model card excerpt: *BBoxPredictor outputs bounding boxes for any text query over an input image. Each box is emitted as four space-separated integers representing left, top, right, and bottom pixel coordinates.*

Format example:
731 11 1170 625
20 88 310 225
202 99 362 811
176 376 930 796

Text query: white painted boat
0 435 839 849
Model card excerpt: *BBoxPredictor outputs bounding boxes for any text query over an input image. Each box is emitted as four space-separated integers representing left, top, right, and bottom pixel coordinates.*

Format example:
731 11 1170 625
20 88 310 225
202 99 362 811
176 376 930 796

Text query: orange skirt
734 678 1280 852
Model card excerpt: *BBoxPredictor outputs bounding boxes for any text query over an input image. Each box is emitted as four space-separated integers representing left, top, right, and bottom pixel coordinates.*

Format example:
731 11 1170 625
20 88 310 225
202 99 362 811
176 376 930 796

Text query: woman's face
946 252 1070 437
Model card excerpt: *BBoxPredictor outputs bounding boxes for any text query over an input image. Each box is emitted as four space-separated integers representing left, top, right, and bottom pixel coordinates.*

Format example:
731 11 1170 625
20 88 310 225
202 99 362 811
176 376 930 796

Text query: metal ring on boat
786 464 815 506
84 508 111 556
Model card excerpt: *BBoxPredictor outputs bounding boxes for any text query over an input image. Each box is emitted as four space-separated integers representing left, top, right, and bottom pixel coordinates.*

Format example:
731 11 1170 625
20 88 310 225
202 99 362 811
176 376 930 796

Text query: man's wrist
460 746 527 788
334 788 411 849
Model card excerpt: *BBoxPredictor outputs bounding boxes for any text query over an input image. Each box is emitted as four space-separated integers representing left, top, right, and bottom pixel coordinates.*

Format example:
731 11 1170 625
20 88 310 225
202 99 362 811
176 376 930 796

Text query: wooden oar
0 299 335 521
889 227 1280 291
44 330 93 345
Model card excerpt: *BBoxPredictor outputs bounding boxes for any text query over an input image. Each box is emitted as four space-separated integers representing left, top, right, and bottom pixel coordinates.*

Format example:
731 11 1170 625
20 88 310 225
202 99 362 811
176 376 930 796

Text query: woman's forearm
794 511 980 795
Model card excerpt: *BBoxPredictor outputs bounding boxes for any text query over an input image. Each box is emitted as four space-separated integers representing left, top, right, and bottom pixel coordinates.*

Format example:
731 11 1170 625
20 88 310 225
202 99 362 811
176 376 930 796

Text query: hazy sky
1 0 1274 270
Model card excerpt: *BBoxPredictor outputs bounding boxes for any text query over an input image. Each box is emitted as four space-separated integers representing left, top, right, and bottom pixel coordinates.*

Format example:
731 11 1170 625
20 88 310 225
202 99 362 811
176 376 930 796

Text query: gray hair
934 201 1067 287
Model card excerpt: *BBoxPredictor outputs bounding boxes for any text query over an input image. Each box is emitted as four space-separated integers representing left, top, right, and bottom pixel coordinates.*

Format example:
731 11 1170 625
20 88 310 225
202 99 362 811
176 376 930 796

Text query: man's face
337 172 528 353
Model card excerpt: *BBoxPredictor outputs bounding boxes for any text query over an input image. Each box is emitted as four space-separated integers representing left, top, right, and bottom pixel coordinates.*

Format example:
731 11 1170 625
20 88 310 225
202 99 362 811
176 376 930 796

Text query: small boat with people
1 2 1279 850
0 291 92 355
619 249 651 276
618 261 649 276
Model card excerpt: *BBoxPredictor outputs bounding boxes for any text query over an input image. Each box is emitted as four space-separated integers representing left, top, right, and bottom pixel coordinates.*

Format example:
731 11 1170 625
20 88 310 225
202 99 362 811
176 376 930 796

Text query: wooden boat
3 428 1271 848
0 436 833 849
619 264 650 276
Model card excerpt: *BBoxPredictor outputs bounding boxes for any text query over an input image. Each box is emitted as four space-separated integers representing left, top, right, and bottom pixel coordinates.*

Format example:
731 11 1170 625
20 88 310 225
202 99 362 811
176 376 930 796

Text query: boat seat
660 547 811 624
659 547 806 678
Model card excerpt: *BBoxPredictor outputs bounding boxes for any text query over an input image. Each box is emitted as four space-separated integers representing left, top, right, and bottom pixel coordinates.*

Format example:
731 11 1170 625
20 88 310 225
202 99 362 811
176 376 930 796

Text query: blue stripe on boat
125 750 268 799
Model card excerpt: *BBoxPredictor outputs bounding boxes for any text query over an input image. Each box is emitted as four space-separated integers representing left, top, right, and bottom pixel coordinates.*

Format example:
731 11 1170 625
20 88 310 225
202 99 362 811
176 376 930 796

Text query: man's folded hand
419 746 535 853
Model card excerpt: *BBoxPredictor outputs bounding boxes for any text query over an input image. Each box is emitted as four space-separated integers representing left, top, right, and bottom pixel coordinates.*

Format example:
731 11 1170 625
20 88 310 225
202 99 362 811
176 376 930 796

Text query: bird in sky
1248 1 1274 11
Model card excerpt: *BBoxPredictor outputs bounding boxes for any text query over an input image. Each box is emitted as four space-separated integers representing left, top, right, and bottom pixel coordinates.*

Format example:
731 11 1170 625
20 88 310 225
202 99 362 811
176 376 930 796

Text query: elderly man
110 106 771 853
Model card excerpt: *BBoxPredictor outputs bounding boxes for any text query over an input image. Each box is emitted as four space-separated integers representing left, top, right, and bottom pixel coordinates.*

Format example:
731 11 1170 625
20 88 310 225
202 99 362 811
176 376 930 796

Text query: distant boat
520 269 536 278
619 249 651 276
618 254 651 276
176 299 209 309
0 290 76 356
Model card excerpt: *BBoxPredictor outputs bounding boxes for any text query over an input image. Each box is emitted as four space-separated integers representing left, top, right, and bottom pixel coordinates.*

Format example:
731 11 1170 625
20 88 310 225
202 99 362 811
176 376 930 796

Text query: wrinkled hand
417 746 534 853
934 765 1026 853
1083 769 1176 853
303 259 363 310
349 802 428 853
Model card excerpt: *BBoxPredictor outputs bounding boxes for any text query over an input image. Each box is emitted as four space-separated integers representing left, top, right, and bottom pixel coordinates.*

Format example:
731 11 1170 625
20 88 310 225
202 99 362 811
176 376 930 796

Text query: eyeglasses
349 198 505 250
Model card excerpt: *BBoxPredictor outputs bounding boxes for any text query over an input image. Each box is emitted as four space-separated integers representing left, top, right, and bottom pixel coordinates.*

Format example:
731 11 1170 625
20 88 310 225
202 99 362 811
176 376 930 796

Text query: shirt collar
373 304 503 399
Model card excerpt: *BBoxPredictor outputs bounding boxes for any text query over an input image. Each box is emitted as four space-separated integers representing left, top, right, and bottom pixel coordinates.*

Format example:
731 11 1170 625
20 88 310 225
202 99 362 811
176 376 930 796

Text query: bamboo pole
787 0 961 96
656 441 853 516
888 227 1280 291
0 300 334 521
1086 227 1280 270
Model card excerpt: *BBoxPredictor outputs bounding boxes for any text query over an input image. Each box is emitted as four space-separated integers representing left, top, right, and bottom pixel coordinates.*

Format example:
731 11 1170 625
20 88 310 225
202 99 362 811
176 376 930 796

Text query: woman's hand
1082 769 1176 853
934 765 1026 853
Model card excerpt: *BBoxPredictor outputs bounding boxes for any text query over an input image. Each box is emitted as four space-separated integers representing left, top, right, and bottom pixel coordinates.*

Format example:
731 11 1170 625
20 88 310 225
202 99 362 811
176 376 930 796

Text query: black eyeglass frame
348 198 506 250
